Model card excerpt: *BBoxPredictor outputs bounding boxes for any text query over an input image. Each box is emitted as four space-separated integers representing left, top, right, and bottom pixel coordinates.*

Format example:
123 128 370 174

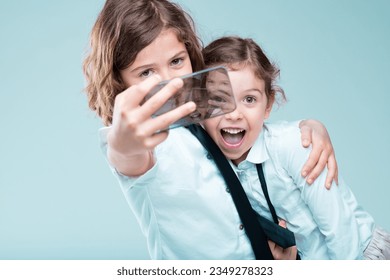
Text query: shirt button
239 224 244 230
206 153 213 160
226 188 230 193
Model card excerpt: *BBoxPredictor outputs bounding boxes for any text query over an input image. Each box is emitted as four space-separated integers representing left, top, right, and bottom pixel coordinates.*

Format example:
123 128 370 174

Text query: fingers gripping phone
142 66 236 130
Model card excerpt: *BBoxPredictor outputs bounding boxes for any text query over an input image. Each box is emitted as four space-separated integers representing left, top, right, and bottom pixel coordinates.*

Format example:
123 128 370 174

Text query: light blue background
0 0 389 259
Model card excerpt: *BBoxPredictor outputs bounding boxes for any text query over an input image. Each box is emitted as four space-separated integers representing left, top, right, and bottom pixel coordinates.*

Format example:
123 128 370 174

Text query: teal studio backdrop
0 0 389 259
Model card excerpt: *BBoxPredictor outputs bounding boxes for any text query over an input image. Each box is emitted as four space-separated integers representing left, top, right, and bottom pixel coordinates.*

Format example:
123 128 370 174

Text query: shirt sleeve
98 126 158 191
272 125 364 259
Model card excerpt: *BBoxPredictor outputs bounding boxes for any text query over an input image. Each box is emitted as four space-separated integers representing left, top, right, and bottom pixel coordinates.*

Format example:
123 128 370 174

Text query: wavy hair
83 0 204 125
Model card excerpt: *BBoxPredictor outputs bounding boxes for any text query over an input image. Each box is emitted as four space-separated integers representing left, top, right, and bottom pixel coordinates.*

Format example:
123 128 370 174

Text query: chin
223 151 246 165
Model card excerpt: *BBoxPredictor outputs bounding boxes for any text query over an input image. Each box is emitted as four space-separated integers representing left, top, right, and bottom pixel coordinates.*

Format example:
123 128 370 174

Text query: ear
264 95 275 119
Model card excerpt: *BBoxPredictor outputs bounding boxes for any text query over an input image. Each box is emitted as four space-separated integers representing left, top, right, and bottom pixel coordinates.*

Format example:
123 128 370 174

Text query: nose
224 107 243 121
159 68 175 81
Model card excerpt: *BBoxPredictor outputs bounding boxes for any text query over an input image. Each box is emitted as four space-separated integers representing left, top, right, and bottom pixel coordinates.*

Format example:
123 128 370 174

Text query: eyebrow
129 50 188 74
244 88 264 96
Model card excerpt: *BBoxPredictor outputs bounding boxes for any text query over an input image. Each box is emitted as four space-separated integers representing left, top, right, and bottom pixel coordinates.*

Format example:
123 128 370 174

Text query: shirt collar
245 127 269 164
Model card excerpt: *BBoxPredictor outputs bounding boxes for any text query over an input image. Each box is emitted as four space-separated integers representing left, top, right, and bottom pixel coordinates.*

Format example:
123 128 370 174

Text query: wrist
107 146 154 177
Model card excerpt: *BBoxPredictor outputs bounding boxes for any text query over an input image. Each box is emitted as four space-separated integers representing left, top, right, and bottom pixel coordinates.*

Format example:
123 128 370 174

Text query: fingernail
189 102 196 110
171 77 183 86
307 178 313 184
326 183 331 189
302 171 307 177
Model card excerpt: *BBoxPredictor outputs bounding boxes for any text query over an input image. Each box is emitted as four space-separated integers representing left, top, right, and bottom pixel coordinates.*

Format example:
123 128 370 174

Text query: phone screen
142 66 236 129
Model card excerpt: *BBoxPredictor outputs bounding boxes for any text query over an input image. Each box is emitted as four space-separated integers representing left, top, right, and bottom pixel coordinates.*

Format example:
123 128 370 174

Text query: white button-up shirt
99 121 374 259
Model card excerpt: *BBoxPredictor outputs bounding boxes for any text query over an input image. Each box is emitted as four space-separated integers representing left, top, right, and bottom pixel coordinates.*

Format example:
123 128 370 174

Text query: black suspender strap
187 124 274 260
256 164 278 224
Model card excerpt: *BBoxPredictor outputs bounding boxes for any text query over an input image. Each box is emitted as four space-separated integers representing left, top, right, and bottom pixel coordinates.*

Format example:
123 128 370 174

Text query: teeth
222 128 244 134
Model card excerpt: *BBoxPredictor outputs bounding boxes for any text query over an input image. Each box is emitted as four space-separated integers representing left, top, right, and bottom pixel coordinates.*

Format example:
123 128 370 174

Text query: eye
170 57 183 67
211 96 225 103
210 91 229 103
243 96 256 104
139 69 154 78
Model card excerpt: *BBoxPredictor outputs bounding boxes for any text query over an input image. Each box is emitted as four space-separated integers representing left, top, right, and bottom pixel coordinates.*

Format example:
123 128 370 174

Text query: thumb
300 125 312 148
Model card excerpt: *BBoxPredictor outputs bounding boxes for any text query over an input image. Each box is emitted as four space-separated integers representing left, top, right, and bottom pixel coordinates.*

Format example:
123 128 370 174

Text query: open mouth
189 111 202 120
221 128 246 147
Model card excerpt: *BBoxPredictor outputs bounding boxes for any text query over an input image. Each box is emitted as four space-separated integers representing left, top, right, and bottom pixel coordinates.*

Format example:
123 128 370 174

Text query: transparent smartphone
142 66 236 129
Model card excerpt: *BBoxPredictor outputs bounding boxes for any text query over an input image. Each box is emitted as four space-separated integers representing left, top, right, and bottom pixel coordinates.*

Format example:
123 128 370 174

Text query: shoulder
264 121 303 151
263 121 311 174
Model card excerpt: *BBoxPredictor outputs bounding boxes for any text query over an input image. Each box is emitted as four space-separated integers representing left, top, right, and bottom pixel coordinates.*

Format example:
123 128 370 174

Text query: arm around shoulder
298 119 338 188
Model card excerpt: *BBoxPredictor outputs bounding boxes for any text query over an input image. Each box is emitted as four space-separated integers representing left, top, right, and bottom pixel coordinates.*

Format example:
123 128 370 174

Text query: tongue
222 131 244 145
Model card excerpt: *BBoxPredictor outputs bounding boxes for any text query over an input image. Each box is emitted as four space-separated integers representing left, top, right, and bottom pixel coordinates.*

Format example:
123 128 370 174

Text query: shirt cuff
98 126 158 191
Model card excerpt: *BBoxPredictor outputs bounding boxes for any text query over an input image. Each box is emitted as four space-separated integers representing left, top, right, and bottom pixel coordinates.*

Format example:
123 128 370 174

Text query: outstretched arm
299 119 338 189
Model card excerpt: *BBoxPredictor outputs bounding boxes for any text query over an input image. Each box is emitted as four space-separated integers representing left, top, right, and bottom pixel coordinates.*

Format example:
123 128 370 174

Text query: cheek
184 63 193 74
203 118 219 136
247 111 266 134
253 123 263 137
120 70 135 87
249 109 265 123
